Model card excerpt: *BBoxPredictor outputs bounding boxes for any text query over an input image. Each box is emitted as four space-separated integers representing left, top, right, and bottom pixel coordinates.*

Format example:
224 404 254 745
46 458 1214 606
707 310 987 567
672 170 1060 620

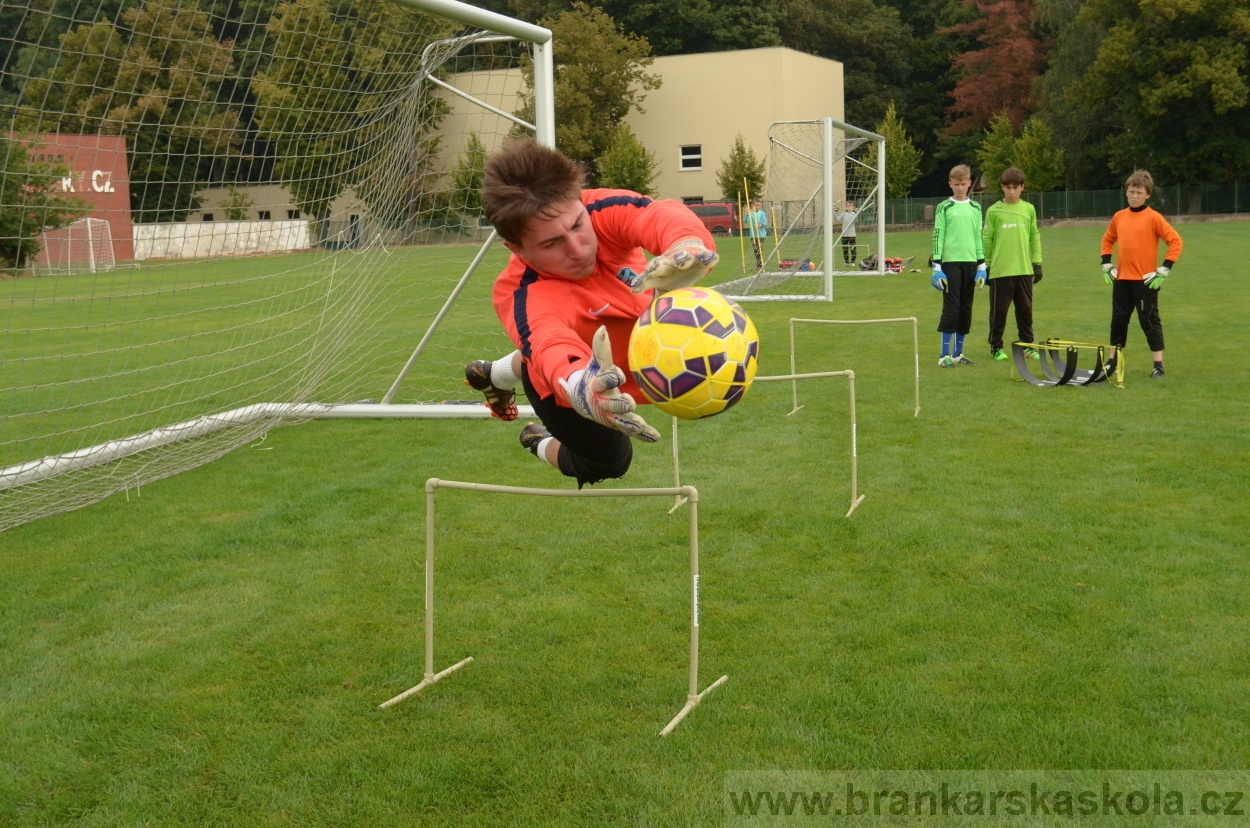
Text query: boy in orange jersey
1100 170 1183 378
463 140 718 486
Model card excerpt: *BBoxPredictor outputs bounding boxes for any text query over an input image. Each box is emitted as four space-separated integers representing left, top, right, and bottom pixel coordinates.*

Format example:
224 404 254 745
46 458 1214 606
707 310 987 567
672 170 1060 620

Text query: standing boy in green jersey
931 164 986 367
983 167 1043 361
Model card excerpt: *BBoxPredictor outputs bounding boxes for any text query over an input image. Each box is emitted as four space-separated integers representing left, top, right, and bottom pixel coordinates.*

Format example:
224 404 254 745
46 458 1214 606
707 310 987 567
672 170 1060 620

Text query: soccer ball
627 287 760 420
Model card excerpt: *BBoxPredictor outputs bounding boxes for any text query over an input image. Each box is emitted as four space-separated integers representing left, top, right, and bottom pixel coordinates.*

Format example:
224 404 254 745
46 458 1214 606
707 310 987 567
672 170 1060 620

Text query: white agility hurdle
789 317 920 417
668 369 865 518
379 478 727 737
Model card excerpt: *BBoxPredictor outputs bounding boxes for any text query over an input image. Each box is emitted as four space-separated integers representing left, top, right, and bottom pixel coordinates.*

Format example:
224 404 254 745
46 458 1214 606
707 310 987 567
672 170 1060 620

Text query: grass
2 222 1249 825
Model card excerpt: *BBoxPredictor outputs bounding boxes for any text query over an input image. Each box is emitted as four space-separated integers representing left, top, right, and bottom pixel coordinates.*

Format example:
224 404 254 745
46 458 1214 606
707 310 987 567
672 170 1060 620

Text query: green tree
253 0 454 232
975 112 1016 192
595 123 659 194
1012 116 1065 192
1071 0 1250 186
516 3 661 165
715 133 767 202
865 101 923 198
14 5 244 223
0 136 86 269
223 186 256 220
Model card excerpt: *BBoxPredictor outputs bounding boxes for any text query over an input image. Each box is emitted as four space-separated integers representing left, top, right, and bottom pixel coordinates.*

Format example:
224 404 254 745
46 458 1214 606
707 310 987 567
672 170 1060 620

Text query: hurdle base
667 495 689 515
660 674 729 737
787 404 805 417
378 656 474 709
845 494 866 518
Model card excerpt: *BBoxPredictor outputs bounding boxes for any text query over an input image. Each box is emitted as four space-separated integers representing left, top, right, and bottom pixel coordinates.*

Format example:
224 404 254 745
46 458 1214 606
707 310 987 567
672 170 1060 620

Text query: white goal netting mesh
0 0 540 531
716 119 883 301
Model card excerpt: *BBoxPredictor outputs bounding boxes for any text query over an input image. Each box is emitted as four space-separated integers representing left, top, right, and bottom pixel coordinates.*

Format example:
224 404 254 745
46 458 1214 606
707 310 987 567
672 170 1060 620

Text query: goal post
0 0 555 532
716 117 886 303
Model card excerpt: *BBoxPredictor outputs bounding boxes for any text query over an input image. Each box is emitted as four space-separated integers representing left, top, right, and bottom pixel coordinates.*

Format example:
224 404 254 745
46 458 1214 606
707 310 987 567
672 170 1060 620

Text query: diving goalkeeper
464 139 718 486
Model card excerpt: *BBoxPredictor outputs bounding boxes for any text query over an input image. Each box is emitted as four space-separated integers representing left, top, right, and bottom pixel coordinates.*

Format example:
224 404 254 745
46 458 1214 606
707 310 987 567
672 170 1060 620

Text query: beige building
629 48 844 202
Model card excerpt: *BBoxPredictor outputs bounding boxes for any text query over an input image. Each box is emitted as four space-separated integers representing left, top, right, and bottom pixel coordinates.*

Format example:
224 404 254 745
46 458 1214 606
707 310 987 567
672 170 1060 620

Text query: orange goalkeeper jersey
1101 206 1183 281
492 189 714 406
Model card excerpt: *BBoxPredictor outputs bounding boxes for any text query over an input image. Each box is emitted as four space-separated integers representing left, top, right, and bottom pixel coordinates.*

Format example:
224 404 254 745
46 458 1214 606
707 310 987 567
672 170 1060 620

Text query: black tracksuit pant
936 261 978 335
987 275 1034 351
1110 280 1164 352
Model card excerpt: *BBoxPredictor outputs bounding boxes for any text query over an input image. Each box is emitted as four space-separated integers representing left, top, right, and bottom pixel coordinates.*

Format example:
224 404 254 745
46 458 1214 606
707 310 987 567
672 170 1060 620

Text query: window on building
287 209 300 220
679 145 702 171
257 210 271 220
682 197 704 204
202 213 214 222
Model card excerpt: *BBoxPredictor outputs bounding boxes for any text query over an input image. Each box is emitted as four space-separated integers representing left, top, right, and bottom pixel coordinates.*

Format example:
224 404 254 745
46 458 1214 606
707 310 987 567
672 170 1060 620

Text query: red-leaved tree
943 0 1044 135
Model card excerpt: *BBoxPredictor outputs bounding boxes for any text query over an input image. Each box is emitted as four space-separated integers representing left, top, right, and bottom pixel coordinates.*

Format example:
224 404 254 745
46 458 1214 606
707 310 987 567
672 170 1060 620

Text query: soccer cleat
1151 365 1165 378
519 422 551 456
1022 347 1040 360
464 359 518 421
938 355 956 368
953 354 975 365
991 348 1008 361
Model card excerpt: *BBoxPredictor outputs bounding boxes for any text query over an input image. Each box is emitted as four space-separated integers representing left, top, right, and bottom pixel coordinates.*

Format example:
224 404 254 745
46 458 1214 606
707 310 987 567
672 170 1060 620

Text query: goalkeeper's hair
949 164 972 181
483 139 586 244
1125 169 1154 193
1001 167 1025 186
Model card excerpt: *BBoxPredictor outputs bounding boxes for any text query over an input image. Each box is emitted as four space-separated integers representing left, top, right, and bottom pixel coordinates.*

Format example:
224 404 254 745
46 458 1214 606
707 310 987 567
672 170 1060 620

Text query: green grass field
2 222 1248 825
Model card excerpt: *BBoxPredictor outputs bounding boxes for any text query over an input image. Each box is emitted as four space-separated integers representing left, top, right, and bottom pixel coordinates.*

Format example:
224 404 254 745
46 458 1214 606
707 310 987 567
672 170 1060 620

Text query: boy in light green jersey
931 164 986 367
982 167 1043 361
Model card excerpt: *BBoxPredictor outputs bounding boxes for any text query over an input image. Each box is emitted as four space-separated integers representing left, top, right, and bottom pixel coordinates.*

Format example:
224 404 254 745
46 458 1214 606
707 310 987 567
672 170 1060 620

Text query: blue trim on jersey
514 266 541 359
585 194 652 213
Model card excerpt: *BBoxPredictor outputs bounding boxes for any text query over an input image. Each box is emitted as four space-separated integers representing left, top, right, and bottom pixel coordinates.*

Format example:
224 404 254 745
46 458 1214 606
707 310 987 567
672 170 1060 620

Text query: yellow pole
770 205 780 262
743 178 757 271
736 192 746 273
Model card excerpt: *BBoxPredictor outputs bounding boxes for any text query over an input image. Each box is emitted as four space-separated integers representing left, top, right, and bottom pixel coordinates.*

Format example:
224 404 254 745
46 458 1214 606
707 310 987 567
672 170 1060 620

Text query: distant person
462 140 718 486
930 164 986 367
743 198 768 269
835 200 858 265
982 167 1043 361
1100 169 1183 379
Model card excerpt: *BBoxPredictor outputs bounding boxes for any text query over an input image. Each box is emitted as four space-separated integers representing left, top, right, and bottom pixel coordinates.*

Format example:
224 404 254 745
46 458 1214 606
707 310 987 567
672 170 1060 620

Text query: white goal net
716 118 885 302
0 0 554 531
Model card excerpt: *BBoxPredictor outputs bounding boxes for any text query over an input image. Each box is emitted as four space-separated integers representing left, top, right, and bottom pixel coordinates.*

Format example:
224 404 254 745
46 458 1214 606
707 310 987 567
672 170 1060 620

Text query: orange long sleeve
1101 207 1183 281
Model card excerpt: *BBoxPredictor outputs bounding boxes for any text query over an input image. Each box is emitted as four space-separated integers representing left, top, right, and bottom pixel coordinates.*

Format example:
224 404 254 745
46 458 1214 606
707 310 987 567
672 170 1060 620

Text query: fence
885 181 1250 224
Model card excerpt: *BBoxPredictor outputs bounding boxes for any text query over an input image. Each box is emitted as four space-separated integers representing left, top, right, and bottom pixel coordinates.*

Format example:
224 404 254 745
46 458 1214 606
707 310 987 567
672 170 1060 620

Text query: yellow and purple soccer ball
627 287 760 420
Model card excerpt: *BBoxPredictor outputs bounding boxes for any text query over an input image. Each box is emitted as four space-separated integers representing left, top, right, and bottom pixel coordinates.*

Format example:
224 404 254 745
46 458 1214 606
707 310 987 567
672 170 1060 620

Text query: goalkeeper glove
625 239 718 294
1102 263 1118 285
930 262 947 292
974 263 987 289
1144 265 1169 290
1033 263 1043 284
559 326 660 443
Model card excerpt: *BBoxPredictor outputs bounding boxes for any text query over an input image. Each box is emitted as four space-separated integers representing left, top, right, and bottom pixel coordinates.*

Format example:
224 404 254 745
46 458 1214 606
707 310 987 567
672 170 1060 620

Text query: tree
595 124 659 194
14 6 244 223
975 112 1016 192
775 0 911 127
1070 0 1250 186
867 101 923 198
1012 117 1065 192
223 186 256 220
715 133 766 203
516 3 661 165
253 0 454 231
942 0 1044 135
0 136 86 269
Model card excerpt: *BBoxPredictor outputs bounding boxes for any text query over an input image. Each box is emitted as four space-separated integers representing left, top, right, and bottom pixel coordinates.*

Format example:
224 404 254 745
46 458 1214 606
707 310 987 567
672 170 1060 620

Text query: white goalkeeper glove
559 326 661 443
1102 263 1118 285
627 238 718 294
1144 266 1169 290
974 263 987 289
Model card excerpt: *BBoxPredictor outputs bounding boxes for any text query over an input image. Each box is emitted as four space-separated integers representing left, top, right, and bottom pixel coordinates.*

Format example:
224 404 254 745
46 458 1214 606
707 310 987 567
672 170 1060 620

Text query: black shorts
522 363 633 487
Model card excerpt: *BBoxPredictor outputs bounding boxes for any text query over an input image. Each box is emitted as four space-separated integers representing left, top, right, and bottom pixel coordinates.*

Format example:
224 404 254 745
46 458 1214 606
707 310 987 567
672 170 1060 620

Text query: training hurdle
788 317 920 417
668 369 865 518
379 478 728 737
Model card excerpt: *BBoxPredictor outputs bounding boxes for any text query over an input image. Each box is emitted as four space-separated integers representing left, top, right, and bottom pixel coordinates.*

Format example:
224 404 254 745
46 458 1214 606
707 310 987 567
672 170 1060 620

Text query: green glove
1144 266 1169 290
1101 263 1118 285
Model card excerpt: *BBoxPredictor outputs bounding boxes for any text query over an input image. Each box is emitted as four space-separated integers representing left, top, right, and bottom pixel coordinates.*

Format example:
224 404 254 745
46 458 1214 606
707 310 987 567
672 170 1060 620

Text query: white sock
536 436 557 468
490 351 520 389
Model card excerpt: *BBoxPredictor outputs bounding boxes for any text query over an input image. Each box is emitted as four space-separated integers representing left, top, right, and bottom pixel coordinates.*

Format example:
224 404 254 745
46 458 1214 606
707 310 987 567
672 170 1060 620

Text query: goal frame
720 117 886 304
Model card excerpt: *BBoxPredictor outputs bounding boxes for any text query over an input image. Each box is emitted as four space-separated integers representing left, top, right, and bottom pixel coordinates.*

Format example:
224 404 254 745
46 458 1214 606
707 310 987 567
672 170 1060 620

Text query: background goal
717 118 886 302
0 0 553 531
